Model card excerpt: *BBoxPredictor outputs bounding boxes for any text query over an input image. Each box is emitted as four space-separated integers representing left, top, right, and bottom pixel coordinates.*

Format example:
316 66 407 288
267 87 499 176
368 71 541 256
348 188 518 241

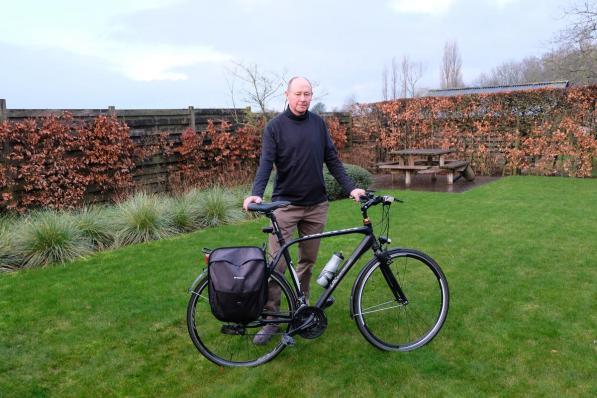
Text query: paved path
370 174 500 193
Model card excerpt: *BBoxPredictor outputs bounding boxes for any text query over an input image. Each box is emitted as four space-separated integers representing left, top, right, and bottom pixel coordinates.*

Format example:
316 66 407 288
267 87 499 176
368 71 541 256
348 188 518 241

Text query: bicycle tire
352 248 449 351
187 270 297 367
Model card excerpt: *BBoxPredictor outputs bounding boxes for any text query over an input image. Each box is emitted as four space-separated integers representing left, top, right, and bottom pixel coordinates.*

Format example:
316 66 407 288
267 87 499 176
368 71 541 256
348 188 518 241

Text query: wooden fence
0 100 356 206
0 100 253 194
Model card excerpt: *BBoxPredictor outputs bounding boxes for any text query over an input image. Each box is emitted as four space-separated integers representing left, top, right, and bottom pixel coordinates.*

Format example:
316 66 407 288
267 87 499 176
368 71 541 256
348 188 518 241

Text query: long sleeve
250 109 354 205
251 125 276 198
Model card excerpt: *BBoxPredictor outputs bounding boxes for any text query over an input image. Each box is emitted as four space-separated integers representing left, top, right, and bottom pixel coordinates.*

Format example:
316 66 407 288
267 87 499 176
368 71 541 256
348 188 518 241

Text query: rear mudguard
188 268 208 294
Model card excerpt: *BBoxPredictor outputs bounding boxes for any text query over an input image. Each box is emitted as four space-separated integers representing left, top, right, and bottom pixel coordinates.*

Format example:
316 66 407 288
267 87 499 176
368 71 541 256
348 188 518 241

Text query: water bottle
316 252 344 288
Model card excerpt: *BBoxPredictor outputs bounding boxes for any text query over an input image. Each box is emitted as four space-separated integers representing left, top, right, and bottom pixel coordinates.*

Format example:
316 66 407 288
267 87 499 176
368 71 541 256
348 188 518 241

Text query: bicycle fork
376 250 409 305
349 250 409 320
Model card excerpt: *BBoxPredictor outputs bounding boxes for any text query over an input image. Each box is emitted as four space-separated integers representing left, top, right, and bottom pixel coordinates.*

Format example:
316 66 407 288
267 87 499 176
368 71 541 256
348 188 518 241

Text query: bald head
287 76 312 91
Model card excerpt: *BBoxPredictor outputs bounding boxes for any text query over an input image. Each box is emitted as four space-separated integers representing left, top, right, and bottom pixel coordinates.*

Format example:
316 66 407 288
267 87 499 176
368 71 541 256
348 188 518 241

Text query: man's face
285 78 312 115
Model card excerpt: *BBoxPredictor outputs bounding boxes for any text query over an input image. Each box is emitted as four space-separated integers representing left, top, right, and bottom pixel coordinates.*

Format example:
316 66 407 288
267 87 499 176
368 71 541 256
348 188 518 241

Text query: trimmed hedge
324 163 373 200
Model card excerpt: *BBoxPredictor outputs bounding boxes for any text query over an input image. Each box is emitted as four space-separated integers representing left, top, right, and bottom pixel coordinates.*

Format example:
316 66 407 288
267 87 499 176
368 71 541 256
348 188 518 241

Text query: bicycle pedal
281 334 295 346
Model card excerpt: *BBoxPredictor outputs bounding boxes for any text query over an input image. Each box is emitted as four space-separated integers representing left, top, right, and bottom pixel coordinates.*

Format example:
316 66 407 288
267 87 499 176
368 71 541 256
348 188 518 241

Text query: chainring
290 306 328 339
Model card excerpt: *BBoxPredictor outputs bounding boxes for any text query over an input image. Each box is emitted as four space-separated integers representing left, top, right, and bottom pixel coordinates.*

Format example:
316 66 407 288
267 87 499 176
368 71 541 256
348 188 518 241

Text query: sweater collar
284 106 309 121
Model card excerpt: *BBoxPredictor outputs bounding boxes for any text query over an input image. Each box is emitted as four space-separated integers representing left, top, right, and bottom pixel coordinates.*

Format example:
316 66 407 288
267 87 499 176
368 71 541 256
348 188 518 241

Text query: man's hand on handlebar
350 188 367 203
243 195 262 211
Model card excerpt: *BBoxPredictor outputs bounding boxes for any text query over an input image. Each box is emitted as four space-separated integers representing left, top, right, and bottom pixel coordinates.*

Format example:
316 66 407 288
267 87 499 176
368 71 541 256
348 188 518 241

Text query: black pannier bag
207 246 268 323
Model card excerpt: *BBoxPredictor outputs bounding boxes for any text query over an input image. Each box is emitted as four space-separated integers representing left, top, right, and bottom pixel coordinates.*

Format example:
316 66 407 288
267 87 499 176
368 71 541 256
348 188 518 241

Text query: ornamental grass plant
112 192 176 247
0 220 17 272
166 191 203 233
196 186 245 227
70 206 115 250
12 210 93 268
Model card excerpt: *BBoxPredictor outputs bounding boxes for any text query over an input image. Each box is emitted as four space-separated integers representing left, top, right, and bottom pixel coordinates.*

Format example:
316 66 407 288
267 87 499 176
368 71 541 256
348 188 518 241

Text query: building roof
427 81 570 97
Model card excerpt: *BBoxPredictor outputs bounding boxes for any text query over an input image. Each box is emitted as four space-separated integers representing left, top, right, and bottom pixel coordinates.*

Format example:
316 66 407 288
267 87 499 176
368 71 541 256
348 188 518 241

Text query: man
243 76 366 345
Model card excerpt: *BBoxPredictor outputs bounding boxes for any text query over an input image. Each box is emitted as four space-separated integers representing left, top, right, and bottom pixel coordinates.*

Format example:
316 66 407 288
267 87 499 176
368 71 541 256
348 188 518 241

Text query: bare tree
440 40 464 89
472 2 596 87
391 57 399 100
474 60 526 86
381 56 425 100
552 0 597 83
226 61 286 116
381 65 389 101
400 56 424 97
558 0 597 47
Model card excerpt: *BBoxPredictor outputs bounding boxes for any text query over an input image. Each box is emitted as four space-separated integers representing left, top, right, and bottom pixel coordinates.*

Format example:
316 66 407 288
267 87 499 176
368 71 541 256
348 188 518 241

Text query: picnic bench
377 148 475 185
440 160 476 184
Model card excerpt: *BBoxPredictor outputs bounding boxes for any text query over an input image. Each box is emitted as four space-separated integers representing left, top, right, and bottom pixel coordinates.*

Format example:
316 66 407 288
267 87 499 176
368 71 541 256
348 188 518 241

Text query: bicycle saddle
247 201 291 213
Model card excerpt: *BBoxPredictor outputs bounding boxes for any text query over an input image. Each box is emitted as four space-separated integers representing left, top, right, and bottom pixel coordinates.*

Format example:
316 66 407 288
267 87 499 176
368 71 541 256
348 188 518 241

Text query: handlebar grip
382 196 403 203
359 190 376 204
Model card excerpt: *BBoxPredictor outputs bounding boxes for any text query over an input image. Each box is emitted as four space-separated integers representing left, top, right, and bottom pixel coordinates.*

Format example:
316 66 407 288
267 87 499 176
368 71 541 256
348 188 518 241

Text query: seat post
267 211 286 247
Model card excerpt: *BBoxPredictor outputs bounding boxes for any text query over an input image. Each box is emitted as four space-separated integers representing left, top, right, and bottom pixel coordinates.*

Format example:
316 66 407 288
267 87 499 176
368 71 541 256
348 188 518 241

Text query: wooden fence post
108 106 116 117
0 99 7 122
188 106 196 131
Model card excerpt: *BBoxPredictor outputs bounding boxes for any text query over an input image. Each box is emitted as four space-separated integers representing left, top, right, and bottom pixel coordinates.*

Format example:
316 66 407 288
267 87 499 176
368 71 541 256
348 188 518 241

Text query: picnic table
377 148 475 185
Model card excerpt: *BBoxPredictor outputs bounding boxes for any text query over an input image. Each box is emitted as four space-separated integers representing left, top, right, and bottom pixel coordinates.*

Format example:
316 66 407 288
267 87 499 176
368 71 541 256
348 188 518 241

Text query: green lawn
1 176 596 397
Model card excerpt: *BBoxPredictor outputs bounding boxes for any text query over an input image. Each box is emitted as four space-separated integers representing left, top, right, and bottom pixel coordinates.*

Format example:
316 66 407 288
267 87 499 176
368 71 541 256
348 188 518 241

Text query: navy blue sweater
251 108 356 206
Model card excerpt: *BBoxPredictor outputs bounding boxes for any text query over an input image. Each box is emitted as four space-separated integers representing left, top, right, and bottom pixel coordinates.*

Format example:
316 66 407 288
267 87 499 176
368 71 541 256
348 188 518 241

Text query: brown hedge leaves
0 113 136 212
357 85 597 177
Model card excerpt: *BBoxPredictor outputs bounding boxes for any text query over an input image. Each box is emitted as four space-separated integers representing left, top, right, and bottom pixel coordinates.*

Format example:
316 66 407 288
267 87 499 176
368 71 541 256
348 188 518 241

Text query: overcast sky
1 0 573 111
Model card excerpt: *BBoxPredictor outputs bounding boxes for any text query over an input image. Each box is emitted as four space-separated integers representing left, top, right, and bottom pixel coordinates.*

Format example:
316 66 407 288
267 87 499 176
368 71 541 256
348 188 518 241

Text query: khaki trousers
266 201 329 310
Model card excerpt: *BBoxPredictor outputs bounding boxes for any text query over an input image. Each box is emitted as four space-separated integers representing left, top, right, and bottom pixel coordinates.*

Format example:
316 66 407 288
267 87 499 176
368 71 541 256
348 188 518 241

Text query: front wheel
352 248 449 351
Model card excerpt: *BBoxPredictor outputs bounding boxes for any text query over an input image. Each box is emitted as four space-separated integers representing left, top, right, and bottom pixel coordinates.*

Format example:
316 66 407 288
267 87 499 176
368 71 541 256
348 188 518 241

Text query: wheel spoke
355 300 405 316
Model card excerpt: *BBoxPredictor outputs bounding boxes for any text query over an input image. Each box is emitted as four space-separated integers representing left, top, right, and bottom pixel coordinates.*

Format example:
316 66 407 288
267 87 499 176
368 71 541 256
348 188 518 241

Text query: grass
1 176 596 397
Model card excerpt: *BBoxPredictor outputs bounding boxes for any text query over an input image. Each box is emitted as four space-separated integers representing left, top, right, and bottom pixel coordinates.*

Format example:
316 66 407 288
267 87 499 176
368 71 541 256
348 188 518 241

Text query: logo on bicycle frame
301 226 364 240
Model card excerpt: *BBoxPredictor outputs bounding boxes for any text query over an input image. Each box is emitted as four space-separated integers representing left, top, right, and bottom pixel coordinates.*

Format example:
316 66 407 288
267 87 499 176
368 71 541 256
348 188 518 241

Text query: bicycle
187 192 449 367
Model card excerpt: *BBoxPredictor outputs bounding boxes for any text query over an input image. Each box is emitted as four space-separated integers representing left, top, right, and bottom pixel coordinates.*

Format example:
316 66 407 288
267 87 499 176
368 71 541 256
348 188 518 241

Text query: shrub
70 206 115 250
0 113 136 212
0 219 18 271
166 191 203 233
197 186 245 227
12 210 93 268
366 85 597 177
175 118 263 189
112 192 175 247
324 164 373 201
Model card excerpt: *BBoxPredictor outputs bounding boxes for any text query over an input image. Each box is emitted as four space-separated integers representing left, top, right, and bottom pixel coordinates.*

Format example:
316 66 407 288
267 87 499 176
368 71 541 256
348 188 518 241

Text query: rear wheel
187 271 297 367
353 248 449 351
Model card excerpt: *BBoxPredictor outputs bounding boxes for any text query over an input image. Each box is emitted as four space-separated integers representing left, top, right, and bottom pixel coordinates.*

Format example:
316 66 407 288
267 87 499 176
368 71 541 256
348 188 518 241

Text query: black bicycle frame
266 210 407 309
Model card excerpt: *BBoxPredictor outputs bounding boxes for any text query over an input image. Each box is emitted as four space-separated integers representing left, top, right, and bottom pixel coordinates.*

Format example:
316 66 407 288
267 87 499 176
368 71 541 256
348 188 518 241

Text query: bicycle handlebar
246 193 401 215
359 191 402 210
